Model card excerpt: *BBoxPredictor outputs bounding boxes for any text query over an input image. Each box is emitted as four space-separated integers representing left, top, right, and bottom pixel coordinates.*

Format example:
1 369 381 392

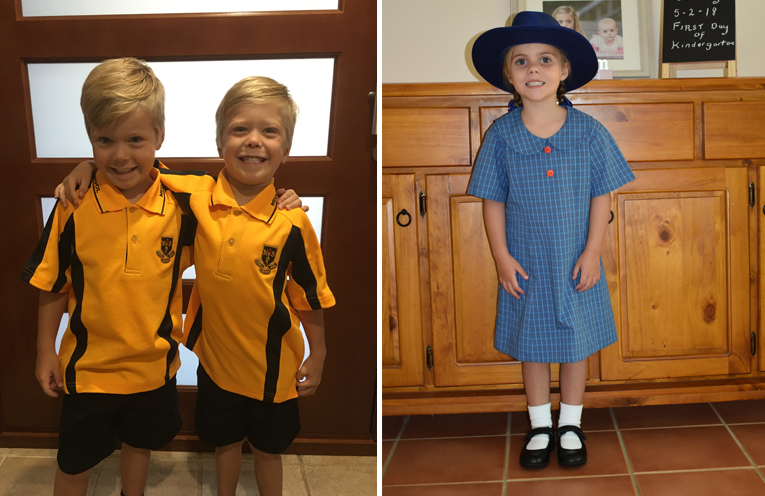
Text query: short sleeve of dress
590 123 635 197
467 125 509 202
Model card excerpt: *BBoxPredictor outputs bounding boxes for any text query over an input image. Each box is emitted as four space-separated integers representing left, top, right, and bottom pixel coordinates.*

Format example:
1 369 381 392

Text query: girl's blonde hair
215 76 299 149
502 46 570 108
80 58 165 137
552 5 582 32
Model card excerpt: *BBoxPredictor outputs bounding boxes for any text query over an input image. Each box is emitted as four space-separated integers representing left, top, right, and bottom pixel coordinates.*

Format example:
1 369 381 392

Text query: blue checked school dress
467 102 635 363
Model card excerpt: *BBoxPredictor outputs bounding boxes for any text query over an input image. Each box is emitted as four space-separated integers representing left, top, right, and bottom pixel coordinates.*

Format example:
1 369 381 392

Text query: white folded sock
526 402 552 450
558 402 584 450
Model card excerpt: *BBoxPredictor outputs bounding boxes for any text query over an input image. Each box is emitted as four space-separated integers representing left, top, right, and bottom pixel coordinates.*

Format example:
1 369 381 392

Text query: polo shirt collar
499 106 585 155
211 170 279 224
92 167 167 215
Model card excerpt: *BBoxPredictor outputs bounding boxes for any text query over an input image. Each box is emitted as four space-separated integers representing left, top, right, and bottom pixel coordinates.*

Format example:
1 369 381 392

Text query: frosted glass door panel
29 59 334 158
22 0 338 17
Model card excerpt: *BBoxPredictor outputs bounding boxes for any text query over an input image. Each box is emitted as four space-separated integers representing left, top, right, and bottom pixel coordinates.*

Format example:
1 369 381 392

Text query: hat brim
472 25 598 93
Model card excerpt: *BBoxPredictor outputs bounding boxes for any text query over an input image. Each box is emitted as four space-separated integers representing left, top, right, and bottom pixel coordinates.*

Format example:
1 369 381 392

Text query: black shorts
195 365 300 454
57 378 182 475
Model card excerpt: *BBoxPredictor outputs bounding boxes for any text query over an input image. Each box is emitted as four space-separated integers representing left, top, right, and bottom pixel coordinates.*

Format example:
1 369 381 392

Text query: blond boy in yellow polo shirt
181 77 334 496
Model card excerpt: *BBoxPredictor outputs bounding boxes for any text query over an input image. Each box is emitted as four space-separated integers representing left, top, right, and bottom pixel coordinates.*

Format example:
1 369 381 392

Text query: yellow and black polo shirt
21 165 196 395
180 171 335 404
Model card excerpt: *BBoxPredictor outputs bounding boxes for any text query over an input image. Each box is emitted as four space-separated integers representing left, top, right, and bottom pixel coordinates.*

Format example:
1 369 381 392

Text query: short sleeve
286 213 336 311
590 123 635 197
467 125 509 202
20 201 74 293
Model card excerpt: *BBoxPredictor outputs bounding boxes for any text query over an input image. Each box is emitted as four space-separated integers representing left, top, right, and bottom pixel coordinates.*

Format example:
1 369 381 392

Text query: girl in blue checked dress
468 12 635 469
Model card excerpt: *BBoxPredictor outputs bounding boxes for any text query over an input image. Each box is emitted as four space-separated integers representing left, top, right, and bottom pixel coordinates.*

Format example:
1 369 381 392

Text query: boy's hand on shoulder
295 354 324 397
54 160 96 209
276 188 309 212
35 350 63 398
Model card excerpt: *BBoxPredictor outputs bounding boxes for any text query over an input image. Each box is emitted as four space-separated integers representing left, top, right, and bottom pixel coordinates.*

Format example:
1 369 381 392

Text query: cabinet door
382 174 424 387
427 174 560 387
600 168 751 380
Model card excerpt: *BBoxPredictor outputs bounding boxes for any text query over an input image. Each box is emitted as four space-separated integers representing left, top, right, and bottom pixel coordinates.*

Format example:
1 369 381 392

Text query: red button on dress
547 170 554 177
544 146 551 153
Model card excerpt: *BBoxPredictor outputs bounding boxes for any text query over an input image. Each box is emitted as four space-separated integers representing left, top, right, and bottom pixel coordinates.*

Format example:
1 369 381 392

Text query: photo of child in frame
543 1 624 59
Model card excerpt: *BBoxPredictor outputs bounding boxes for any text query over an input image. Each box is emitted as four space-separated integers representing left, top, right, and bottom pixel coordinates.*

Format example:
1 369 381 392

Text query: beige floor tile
302 455 376 466
92 457 201 496
8 448 58 458
0 457 59 495
304 464 376 496
0 448 10 457
149 450 202 462
201 458 308 496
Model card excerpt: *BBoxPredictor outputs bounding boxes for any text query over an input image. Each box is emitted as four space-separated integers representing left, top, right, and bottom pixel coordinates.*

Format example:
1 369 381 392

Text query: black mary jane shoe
520 426 555 468
557 425 587 467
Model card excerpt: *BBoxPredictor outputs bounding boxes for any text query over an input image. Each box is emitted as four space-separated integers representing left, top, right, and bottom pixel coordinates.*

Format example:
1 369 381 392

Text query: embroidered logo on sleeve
255 245 278 274
156 237 176 263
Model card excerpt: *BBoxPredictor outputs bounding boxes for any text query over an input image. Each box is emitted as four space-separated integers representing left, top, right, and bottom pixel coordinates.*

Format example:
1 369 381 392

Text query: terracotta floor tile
382 482 503 495
382 436 506 485
713 399 765 424
730 424 765 465
636 469 765 496
506 475 636 496
613 403 720 429
402 413 507 439
382 441 394 467
622 426 750 472
383 416 406 440
505 431 627 479
510 407 613 434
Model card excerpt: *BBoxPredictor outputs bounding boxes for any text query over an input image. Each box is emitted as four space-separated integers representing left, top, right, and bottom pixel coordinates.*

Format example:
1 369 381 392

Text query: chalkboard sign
662 0 735 63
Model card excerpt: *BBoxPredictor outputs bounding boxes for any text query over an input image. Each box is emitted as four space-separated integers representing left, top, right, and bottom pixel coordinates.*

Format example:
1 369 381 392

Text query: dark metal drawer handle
609 210 614 224
396 209 412 227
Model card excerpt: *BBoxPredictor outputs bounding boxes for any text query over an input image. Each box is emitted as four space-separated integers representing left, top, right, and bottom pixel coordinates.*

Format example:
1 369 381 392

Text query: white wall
383 0 765 83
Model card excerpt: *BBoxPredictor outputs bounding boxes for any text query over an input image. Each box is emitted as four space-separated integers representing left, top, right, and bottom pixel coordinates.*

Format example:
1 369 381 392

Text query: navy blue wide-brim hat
472 11 598 93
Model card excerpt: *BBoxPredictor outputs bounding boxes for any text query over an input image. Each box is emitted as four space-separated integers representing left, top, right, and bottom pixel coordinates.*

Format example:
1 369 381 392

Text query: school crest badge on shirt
156 237 176 264
256 245 278 274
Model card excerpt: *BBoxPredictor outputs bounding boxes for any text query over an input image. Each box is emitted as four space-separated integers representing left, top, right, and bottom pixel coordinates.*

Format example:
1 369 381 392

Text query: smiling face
218 103 290 200
554 12 576 30
505 43 570 105
89 106 163 202
597 18 618 45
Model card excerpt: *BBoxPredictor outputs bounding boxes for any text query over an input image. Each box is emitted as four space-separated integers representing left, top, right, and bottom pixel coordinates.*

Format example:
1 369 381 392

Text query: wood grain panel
382 108 471 167
621 192 728 358
480 104 694 163
600 167 751 381
577 104 694 162
381 174 425 387
704 102 765 159
450 196 507 363
382 196 400 366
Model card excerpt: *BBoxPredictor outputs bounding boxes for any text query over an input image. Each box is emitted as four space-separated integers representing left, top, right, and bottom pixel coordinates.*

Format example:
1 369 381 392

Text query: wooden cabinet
382 174 425 387
383 79 765 415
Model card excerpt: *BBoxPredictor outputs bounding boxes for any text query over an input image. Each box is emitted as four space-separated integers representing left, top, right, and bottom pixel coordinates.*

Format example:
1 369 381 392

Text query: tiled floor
0 448 376 495
382 399 765 495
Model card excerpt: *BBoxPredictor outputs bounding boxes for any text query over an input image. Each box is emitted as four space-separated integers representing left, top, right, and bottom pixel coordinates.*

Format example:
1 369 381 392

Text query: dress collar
496 103 585 155
92 167 167 214
211 170 279 224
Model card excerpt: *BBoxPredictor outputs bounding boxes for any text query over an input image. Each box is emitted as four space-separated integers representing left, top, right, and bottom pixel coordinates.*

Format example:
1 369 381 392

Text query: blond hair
502 46 570 107
80 58 165 137
215 76 299 149
552 5 582 32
